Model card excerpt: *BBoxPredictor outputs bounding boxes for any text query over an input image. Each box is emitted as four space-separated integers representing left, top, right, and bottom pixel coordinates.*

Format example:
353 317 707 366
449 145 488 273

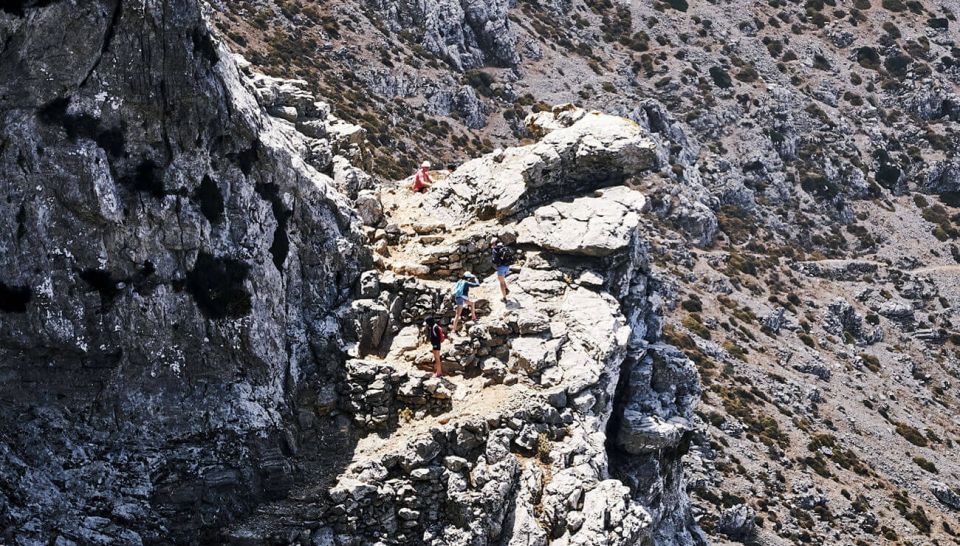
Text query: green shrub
536 432 551 462
464 70 495 97
723 340 747 360
882 0 906 11
736 66 759 83
683 315 712 340
913 456 938 473
882 21 902 37
860 353 881 372
681 295 703 313
905 506 932 534
896 423 929 446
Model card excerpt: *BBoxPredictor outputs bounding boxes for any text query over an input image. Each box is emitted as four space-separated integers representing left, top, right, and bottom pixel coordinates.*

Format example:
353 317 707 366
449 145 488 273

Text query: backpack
434 324 446 343
453 280 467 298
495 246 515 265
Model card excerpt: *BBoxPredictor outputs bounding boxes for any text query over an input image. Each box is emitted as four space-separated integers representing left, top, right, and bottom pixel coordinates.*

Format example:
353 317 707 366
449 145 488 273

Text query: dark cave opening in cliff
187 252 253 319
196 174 225 223
37 96 126 157
78 268 123 310
255 182 291 271
191 26 220 65
232 139 261 176
119 160 166 197
0 282 32 312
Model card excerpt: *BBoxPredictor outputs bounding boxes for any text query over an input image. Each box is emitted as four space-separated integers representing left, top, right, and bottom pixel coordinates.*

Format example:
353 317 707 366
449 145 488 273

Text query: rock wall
0 1 364 543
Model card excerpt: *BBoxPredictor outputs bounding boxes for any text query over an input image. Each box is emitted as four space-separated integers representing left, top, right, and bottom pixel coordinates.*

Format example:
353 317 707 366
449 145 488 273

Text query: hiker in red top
411 161 433 193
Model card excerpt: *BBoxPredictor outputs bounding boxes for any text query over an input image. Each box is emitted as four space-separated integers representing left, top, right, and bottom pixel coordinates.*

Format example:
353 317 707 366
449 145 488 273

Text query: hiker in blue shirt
451 271 480 335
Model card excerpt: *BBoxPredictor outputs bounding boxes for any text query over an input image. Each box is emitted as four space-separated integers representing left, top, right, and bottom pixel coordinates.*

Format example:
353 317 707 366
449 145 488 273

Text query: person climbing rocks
451 271 480 335
424 315 445 377
491 238 514 301
411 161 433 193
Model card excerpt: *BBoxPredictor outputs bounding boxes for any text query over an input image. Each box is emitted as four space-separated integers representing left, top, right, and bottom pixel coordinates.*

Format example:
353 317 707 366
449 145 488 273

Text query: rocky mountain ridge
0 2 707 545
3 0 960 545
225 105 705 543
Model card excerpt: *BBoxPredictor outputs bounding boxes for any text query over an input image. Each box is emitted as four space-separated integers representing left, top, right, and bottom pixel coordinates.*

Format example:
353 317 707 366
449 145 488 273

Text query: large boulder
517 186 647 257
932 482 960 511
424 111 662 225
717 504 757 540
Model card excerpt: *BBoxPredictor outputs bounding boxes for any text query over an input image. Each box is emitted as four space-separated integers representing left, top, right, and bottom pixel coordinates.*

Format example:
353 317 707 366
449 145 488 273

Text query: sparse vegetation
683 314 712 340
912 455 938 473
895 423 929 447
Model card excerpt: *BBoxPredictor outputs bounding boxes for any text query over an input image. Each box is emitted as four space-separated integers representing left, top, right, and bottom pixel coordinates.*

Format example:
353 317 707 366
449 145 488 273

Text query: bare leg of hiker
495 265 510 300
433 348 442 377
468 299 477 321
453 303 463 334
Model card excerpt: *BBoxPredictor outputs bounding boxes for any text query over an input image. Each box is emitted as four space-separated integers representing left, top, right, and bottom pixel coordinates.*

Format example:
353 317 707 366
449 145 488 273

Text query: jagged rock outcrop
0 2 365 543
716 504 757 540
823 298 883 345
423 110 662 225
365 0 519 70
517 186 648 258
225 105 703 546
932 482 960 511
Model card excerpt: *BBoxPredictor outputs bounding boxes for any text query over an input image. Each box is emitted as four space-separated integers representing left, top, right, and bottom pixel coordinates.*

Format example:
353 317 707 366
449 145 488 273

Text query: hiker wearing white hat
451 271 480 334
410 161 434 193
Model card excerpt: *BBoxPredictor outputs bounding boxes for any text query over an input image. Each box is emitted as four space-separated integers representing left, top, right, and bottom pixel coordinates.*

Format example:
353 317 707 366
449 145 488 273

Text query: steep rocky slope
224 107 704 546
209 0 959 194
4 0 960 545
202 0 960 545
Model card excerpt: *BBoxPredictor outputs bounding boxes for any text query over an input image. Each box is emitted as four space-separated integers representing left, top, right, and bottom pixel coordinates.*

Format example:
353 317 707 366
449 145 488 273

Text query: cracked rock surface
0 2 365 543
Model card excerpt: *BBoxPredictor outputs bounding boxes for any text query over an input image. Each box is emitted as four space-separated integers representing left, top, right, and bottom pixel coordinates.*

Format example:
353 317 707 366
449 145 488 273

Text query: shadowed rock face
0 1 364 543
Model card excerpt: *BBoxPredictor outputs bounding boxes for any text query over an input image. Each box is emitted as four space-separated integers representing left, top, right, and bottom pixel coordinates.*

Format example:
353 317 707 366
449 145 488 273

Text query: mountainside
3 0 960 545
206 1 960 544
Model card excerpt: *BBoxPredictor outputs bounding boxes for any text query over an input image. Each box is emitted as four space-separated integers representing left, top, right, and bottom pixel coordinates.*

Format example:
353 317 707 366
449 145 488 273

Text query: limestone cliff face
0 1 363 543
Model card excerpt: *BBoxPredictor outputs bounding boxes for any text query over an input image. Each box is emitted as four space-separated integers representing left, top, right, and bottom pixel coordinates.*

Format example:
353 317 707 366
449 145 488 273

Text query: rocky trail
909 265 960 275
